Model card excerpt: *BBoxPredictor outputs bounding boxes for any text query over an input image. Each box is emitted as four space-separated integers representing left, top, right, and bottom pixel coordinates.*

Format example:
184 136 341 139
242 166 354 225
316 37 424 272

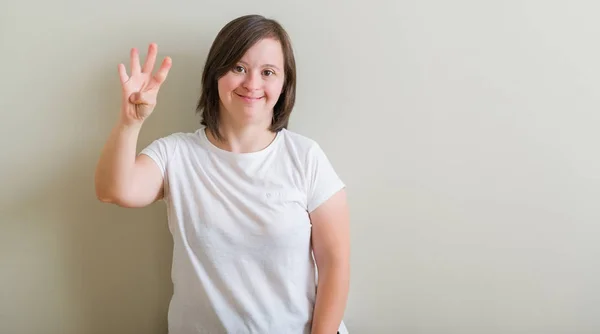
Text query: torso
161 128 317 333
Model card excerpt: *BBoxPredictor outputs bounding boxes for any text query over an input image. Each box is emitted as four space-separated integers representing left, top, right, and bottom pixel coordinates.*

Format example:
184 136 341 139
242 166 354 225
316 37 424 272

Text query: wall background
1 1 599 333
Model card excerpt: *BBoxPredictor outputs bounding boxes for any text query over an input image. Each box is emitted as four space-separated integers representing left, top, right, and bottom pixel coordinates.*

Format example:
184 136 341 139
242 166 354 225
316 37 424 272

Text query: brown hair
196 14 297 141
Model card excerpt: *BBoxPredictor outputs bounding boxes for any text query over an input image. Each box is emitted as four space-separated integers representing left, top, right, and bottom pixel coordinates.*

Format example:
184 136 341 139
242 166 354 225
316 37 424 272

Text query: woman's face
217 38 285 127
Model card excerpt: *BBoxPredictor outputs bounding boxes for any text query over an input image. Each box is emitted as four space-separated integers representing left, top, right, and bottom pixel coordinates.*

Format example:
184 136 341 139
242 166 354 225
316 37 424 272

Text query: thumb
129 92 144 104
129 92 155 104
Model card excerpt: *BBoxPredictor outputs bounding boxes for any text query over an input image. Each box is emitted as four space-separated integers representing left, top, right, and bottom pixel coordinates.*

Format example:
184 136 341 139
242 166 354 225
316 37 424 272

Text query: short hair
196 14 297 141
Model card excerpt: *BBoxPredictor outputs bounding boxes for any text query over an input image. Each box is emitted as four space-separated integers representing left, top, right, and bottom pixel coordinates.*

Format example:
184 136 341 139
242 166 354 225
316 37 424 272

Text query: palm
124 72 157 96
118 43 172 124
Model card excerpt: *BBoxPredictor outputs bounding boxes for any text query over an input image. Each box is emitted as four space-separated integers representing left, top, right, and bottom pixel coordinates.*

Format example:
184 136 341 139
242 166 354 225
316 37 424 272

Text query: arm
310 189 350 334
94 122 163 207
94 43 172 208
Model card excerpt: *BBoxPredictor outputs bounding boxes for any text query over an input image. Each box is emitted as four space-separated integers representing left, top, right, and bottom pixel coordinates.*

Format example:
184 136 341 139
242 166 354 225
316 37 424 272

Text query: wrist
116 118 144 132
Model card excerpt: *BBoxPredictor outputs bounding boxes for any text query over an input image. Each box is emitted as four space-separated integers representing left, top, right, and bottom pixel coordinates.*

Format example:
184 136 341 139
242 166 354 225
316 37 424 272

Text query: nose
242 71 261 91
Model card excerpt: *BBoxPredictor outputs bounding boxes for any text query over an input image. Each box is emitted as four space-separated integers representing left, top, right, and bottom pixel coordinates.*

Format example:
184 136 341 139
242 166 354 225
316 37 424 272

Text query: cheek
217 81 226 101
217 75 238 97
265 81 285 102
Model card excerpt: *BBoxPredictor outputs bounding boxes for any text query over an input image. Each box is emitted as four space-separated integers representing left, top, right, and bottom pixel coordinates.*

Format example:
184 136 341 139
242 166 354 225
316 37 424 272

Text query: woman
95 14 350 334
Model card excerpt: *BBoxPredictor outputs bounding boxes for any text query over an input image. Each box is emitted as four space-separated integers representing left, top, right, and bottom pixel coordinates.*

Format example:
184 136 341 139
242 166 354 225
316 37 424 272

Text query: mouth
235 93 264 102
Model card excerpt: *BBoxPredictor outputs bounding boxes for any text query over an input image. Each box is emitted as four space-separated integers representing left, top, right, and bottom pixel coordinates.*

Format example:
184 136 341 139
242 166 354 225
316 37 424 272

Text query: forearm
311 263 350 334
94 121 142 201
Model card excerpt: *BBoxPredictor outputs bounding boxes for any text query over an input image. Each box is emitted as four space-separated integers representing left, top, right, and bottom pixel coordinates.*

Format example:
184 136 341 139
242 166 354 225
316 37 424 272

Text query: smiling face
217 38 285 127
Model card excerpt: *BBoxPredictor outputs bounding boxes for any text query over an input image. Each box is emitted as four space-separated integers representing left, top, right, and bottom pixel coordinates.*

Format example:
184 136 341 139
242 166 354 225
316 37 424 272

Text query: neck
207 116 276 154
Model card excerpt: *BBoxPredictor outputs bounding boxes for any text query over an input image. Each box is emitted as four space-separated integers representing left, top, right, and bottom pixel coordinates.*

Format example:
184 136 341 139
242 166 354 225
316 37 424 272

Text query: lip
235 93 264 102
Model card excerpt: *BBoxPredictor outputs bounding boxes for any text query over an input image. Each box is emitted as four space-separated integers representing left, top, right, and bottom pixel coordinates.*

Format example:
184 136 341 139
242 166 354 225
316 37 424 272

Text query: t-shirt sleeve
306 143 346 213
138 133 179 177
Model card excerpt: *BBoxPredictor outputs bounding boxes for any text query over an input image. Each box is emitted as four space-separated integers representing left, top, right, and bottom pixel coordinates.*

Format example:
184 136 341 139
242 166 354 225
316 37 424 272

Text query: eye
232 65 246 73
263 69 275 77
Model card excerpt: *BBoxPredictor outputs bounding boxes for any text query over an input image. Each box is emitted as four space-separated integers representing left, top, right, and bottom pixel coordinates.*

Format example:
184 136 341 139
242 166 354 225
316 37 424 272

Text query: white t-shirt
140 127 348 334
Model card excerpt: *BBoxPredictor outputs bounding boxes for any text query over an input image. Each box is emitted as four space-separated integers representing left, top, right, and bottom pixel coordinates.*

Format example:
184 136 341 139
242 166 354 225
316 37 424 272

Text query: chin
231 106 272 124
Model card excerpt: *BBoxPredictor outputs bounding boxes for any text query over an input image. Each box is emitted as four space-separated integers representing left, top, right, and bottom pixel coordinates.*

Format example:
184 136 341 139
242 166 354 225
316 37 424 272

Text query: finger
118 63 129 83
152 57 172 86
130 47 141 74
142 43 157 73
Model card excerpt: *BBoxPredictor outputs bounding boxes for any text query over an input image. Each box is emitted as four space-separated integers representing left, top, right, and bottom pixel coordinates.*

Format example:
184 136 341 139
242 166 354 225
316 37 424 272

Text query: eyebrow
239 61 282 72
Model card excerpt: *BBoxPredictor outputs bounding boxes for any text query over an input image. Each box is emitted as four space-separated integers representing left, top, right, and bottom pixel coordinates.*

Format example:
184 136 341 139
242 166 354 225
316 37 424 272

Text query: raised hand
118 43 172 126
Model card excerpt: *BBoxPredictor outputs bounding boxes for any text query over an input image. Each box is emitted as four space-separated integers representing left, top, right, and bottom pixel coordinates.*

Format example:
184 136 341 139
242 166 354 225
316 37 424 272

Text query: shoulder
279 128 317 145
278 128 325 159
280 129 345 212
139 128 209 178
160 129 203 143
140 128 205 161
147 129 203 149
278 128 339 176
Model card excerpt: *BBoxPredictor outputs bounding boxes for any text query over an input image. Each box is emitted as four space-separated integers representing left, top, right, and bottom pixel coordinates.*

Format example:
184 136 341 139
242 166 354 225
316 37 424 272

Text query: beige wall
2 1 600 333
